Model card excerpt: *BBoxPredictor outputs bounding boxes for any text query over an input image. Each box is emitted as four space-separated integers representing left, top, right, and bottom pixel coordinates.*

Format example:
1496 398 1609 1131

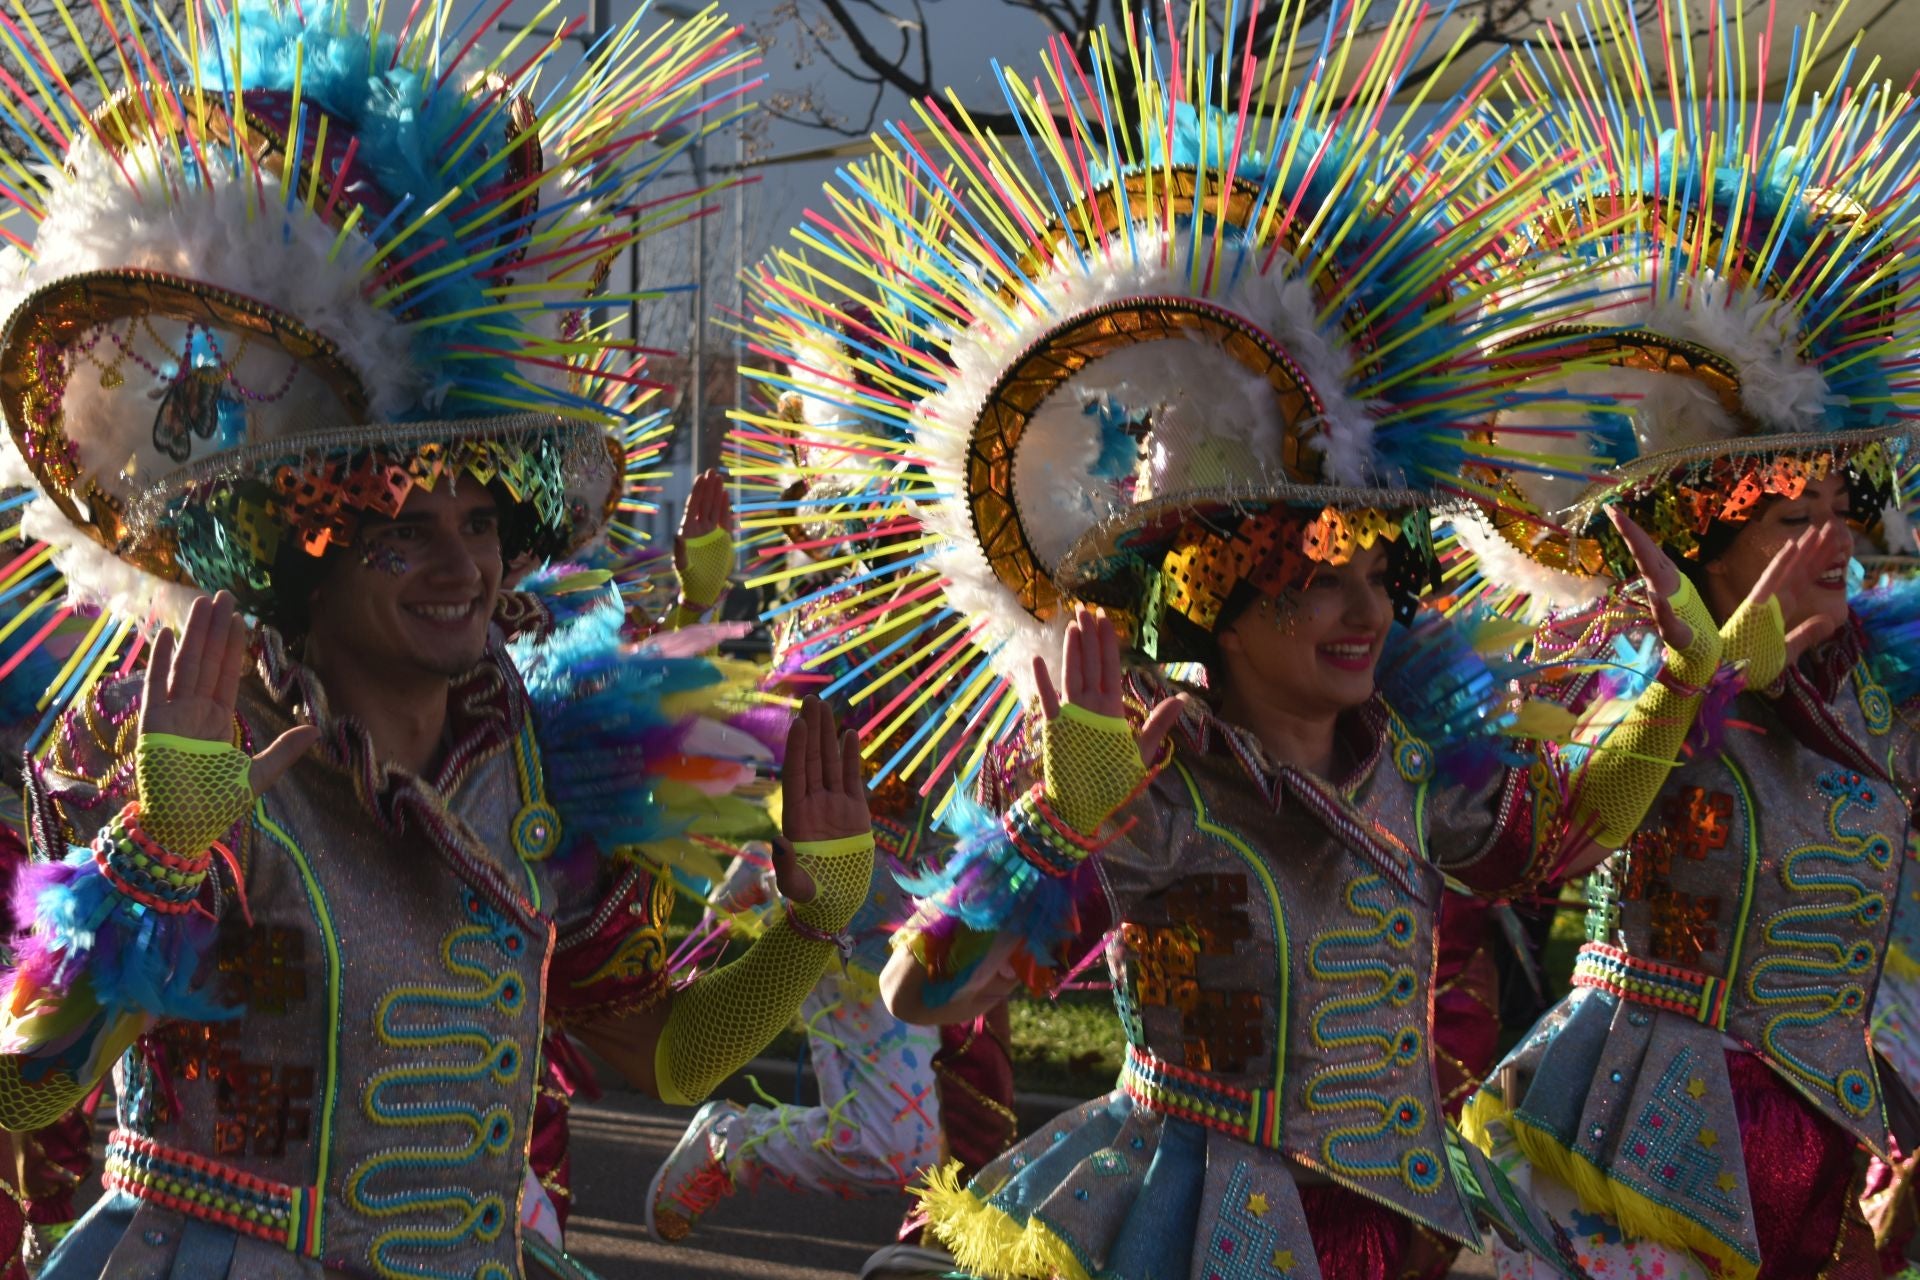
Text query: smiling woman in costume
0 4 889 1280
1451 3 1920 1278
730 2 1848 1277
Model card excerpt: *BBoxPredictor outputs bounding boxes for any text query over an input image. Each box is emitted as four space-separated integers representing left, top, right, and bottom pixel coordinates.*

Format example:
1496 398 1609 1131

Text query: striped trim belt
1118 1044 1282 1151
105 1129 320 1254
1572 942 1728 1029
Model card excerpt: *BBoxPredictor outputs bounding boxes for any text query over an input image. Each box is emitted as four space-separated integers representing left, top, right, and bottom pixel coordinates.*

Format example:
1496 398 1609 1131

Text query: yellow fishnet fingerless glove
675 526 734 612
1718 594 1788 693
1043 704 1147 836
0 1003 145 1131
653 832 874 1104
135 733 252 858
1573 577 1722 849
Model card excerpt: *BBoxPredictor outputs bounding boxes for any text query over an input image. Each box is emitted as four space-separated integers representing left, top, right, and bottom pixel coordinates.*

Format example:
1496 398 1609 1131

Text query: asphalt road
562 1093 913 1279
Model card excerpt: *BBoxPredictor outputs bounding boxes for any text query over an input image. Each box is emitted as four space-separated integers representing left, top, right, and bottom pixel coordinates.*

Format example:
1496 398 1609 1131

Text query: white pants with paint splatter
720 972 943 1196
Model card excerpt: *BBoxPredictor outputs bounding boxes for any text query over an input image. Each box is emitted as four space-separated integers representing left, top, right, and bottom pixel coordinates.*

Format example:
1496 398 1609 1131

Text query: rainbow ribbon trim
104 1129 319 1253
1119 1044 1282 1151
1572 942 1730 1030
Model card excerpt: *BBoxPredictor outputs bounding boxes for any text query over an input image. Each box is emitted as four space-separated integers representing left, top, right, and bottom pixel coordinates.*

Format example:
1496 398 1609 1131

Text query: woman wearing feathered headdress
735 2 1844 1275
1455 3 1920 1276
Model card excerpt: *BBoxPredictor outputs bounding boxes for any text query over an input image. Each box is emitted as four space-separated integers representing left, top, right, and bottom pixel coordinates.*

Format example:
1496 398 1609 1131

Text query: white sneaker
644 1099 745 1243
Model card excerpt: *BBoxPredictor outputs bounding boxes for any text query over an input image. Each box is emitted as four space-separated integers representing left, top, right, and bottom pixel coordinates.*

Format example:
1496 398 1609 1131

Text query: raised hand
1740 518 1851 662
1032 606 1186 772
138 591 319 796
677 468 733 548
673 469 736 611
773 697 871 903
1609 507 1697 654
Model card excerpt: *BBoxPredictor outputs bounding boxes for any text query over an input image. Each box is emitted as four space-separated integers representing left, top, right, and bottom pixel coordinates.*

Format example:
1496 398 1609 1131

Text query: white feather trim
0 143 414 618
22 498 204 630
1500 363 1738 520
1503 259 1833 453
1641 272 1832 433
1882 502 1917 557
1448 508 1608 621
1482 258 1840 608
1 145 414 415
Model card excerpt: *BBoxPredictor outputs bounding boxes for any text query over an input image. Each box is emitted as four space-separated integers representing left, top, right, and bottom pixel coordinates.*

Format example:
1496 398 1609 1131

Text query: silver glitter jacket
22 620 673 1280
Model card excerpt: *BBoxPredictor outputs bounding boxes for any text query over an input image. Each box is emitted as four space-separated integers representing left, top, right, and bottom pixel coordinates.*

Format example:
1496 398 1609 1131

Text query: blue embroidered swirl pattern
345 893 534 1280
1302 874 1441 1192
1748 769 1895 1116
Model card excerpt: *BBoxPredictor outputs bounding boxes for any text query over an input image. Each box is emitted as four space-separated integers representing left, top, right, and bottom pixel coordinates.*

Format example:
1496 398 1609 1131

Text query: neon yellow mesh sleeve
0 725 248 1133
136 732 252 857
1043 704 1148 836
0 987 144 1131
1568 577 1723 850
0 744 244 1133
1718 595 1788 694
652 832 874 1104
673 526 734 617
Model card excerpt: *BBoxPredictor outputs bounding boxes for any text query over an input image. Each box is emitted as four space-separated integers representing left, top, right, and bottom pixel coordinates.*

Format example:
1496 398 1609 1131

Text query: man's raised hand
138 591 319 795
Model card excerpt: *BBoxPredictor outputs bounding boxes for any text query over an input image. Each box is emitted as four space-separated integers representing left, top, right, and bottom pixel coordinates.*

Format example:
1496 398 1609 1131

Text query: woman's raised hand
1032 605 1186 773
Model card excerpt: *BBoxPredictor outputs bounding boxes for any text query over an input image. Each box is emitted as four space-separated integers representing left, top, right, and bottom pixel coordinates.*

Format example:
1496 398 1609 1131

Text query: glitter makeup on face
361 546 408 576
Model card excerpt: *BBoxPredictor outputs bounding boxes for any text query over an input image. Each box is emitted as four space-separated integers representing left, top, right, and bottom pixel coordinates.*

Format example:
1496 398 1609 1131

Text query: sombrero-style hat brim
3 269 620 604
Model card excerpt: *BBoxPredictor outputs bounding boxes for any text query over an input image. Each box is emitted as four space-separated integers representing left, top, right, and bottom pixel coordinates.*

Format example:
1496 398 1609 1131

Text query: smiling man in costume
0 3 878 1279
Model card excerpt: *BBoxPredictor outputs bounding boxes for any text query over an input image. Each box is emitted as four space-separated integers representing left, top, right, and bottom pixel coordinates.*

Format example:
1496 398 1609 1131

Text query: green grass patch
755 989 1124 1098
1008 990 1125 1096
1543 879 1587 986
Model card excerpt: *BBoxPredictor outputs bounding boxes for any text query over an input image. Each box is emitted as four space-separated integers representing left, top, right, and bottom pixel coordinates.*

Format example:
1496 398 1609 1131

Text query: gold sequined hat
738 0 1595 721
1456 0 1920 602
0 0 754 626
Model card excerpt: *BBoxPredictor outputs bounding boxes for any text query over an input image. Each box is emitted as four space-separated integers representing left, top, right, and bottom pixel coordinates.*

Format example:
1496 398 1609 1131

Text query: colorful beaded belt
1573 942 1729 1029
104 1129 321 1255
1118 1044 1283 1151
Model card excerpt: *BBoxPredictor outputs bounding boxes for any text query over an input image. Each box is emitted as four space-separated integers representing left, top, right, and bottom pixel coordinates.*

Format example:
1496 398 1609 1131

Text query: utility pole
688 132 709 475
729 56 745 521
498 0 710 542
657 1 710 477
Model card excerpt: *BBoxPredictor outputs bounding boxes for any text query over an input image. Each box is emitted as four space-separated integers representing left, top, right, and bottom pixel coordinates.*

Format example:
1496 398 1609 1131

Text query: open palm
772 697 870 902
138 591 318 795
1609 507 1847 661
1032 606 1186 770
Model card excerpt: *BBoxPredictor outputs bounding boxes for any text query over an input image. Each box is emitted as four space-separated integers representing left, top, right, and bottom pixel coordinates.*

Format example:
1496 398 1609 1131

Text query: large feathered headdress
1456 0 1920 606
0 0 755 672
732 0 1591 803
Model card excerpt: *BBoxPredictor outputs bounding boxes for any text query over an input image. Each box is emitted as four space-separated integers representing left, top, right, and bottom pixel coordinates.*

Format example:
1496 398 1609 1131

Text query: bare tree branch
914 0 930 96
0 0 188 162
762 0 1702 149
765 0 1288 143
